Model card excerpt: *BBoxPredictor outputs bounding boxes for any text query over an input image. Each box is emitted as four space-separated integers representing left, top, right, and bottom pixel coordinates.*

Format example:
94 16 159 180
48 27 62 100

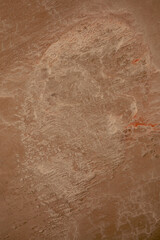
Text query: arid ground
0 1 160 240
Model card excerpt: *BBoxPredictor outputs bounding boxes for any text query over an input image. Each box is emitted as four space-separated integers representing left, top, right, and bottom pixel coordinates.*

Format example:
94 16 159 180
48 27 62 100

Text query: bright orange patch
127 121 158 128
125 113 159 131
132 58 140 64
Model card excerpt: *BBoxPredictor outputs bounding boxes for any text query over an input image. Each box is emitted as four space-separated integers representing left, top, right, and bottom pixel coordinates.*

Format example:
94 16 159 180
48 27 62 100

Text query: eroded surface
0 1 160 240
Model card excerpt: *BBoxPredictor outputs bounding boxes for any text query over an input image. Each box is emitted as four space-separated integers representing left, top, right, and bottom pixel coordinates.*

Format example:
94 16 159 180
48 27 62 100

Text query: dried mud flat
0 1 160 240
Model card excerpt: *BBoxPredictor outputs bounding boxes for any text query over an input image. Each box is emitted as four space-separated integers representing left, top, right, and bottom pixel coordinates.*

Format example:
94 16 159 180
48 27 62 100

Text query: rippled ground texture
0 1 160 240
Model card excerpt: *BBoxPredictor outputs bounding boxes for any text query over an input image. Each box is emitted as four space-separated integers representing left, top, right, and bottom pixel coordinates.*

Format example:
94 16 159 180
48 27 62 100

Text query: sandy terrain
0 1 160 240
